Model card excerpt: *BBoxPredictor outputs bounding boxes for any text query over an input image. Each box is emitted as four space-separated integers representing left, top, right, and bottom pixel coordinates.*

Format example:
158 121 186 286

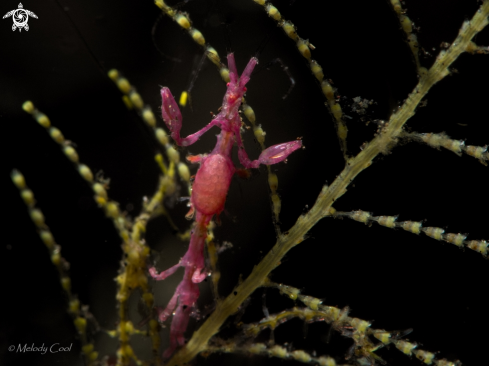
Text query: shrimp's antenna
253 30 296 99
266 58 296 99
173 0 194 9
182 51 208 110
223 22 234 55
215 0 234 54
151 13 183 63
56 0 168 159
254 32 273 60
54 0 106 77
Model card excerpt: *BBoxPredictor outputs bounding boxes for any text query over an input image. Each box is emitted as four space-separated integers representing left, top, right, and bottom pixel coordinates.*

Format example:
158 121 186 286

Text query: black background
1 1 488 365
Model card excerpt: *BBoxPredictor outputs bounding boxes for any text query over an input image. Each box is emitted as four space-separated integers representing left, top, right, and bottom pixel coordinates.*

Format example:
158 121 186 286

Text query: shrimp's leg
186 154 205 163
149 262 181 281
234 120 302 168
162 267 200 358
156 288 179 323
161 87 221 146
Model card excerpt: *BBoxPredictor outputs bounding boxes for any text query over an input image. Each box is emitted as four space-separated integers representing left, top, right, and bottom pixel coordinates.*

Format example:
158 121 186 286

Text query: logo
3 3 38 32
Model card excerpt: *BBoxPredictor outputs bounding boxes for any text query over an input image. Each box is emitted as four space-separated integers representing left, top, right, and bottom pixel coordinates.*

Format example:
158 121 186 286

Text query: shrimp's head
221 54 258 118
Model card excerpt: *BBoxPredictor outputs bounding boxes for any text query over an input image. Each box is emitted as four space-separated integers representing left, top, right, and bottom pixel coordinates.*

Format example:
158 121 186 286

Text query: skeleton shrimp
149 53 302 357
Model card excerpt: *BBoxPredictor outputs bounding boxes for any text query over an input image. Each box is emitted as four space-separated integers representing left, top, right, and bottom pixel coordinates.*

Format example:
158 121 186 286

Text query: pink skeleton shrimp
149 53 302 357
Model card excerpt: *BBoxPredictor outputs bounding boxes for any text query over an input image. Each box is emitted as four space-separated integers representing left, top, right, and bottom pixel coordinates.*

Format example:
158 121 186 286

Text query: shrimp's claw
258 140 303 165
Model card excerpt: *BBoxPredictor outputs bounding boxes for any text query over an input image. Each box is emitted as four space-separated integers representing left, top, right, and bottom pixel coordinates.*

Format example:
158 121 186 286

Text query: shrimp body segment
191 153 235 215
